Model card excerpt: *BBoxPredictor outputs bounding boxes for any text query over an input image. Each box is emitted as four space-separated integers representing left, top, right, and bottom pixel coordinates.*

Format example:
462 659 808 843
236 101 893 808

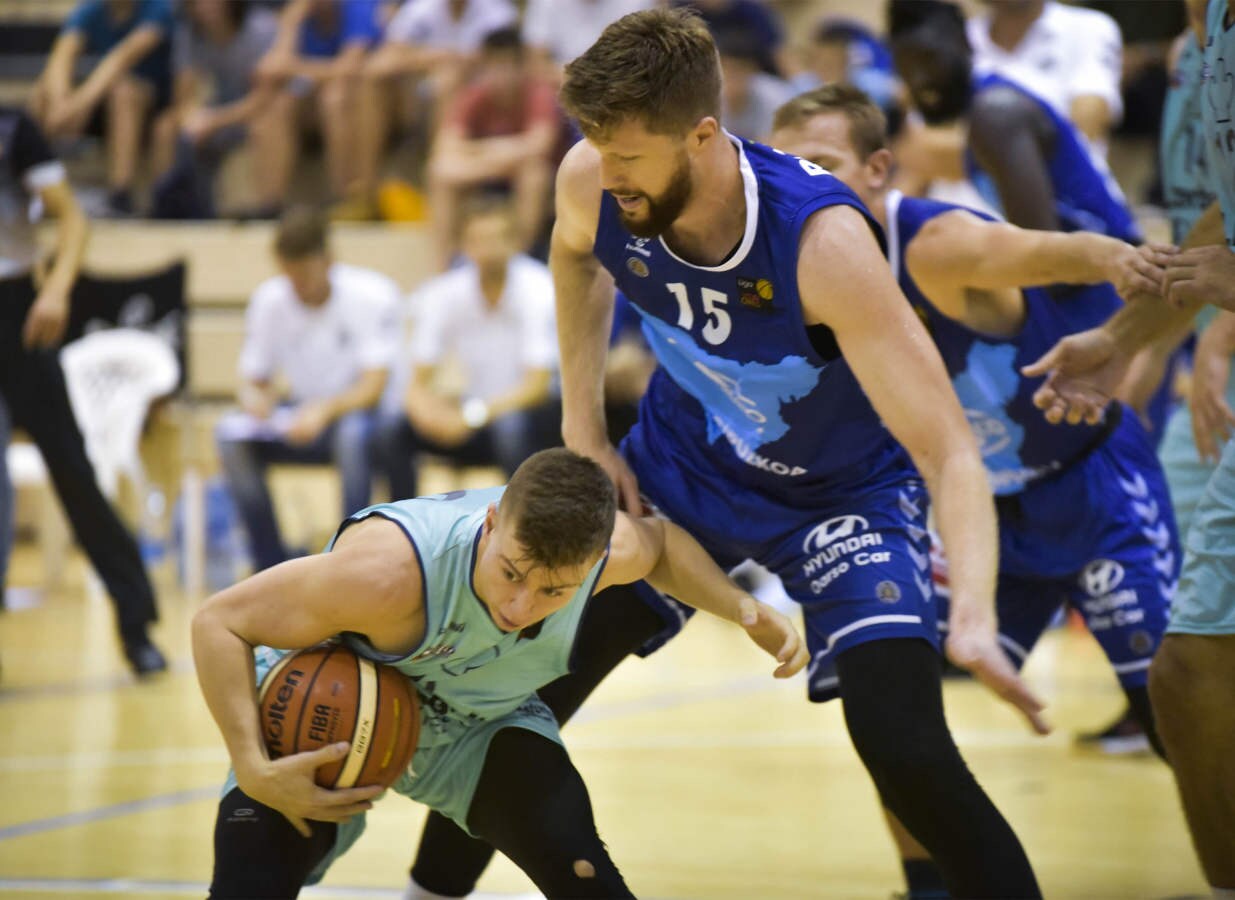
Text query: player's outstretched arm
905 209 1172 307
599 513 808 678
191 518 422 834
799 204 1048 734
551 142 642 512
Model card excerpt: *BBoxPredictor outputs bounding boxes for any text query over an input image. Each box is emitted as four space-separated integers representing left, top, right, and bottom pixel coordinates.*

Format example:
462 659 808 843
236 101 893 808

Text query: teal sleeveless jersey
331 487 608 750
1204 0 1235 249
1162 36 1214 243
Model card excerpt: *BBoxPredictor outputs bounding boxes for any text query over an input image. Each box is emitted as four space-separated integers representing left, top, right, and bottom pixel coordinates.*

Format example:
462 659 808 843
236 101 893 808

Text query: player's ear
484 502 499 534
867 148 894 190
691 116 720 150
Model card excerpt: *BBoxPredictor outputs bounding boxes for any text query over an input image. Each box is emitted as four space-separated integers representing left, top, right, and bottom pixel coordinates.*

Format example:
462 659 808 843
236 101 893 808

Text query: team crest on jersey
737 277 774 311
627 257 649 278
876 580 901 604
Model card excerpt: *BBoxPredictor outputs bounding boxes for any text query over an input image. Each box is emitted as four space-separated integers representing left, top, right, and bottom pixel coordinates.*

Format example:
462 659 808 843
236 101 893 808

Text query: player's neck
661 139 747 266
988 1 1046 51
866 187 891 234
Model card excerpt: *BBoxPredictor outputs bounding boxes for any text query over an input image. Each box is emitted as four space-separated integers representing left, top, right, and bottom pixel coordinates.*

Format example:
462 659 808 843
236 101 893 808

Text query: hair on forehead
773 84 888 158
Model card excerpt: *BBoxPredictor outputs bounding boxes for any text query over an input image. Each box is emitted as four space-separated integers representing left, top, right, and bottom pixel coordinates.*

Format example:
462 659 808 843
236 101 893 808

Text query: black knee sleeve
209 787 337 899
410 583 663 894
838 639 1041 899
467 728 633 899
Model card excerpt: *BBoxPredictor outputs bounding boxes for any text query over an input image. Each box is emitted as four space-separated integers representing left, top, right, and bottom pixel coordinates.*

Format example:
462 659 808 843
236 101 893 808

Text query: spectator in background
29 0 174 215
605 292 656 446
350 0 519 215
215 207 399 572
674 0 792 78
800 19 901 124
149 0 288 218
716 29 795 142
0 106 166 676
425 27 562 269
375 198 559 501
966 0 1124 155
256 0 388 202
521 0 655 76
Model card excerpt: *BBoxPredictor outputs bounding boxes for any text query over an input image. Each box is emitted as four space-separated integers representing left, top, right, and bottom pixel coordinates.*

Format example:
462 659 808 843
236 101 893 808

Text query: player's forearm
646 520 751 625
484 369 551 420
553 238 611 448
42 185 88 294
73 31 162 110
1103 293 1200 356
191 605 269 777
924 446 998 628
320 369 387 422
1069 95 1113 145
1182 201 1227 249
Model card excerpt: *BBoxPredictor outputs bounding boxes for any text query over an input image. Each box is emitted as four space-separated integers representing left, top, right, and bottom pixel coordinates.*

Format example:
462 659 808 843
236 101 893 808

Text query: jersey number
666 283 731 345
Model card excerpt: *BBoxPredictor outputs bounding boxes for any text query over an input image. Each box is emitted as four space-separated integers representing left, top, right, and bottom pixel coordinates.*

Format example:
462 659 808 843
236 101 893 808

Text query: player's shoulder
249 273 293 312
1041 0 1120 39
743 138 860 215
332 263 401 308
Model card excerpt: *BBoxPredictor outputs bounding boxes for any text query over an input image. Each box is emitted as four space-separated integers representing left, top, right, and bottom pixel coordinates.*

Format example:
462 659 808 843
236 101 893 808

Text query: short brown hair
773 84 888 158
501 449 617 572
274 206 329 261
560 7 721 140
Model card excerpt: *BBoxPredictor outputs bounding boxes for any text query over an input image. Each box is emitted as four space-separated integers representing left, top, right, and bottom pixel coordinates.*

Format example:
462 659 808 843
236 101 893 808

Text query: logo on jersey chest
627 257 650 278
737 277 774 311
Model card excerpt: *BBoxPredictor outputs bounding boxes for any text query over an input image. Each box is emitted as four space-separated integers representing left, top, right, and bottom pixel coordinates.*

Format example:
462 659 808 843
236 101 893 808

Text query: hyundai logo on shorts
1081 559 1125 598
802 515 870 553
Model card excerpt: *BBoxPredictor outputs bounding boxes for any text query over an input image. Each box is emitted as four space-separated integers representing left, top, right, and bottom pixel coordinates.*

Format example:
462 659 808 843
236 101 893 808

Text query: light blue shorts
1171 437 1235 635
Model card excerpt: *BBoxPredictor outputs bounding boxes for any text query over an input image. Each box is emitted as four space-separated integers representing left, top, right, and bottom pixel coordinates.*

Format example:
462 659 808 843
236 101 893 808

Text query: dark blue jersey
966 73 1141 243
884 189 1121 495
593 136 910 505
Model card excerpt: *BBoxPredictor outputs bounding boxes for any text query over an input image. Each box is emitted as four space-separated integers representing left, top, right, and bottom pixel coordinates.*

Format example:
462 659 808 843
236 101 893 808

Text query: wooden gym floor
0 540 1210 900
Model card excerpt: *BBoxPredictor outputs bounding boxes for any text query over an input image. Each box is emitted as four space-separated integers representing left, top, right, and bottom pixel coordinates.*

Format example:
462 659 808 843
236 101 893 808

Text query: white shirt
408 255 557 402
239 263 401 403
385 0 517 51
967 1 1123 123
521 0 654 64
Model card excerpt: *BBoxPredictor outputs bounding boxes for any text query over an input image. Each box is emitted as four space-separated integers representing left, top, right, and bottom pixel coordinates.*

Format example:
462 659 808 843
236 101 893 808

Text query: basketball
257 644 420 790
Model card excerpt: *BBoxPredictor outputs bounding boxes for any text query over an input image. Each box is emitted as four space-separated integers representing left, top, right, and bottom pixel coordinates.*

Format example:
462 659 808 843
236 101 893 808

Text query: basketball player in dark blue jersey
771 83 1179 899
402 8 1045 900
888 0 1140 244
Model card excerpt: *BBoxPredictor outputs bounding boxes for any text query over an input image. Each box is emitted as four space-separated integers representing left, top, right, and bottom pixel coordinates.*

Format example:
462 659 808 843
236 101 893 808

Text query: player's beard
617 153 693 238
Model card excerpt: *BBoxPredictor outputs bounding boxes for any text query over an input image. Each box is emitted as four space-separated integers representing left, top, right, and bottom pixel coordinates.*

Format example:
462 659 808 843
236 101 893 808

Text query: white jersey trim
884 188 905 281
657 132 759 273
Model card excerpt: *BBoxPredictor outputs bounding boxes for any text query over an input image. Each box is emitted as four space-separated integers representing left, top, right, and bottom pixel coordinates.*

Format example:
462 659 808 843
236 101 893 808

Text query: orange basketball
257 644 420 789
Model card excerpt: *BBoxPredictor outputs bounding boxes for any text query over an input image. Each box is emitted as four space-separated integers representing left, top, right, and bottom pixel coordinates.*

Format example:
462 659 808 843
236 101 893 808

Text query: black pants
0 274 157 637
210 729 632 899
412 586 1040 899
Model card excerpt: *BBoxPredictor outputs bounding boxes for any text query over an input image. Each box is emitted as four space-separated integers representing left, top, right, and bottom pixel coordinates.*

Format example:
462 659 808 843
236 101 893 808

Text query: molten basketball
257 644 419 789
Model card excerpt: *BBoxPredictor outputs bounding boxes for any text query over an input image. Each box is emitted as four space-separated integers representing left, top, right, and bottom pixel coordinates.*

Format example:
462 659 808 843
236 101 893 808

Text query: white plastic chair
59 329 180 599
59 328 180 500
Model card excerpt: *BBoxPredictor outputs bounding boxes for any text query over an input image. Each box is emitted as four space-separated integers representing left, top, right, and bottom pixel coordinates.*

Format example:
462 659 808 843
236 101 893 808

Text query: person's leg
0 396 13 606
838 638 1040 899
466 727 633 898
409 582 668 897
330 410 376 517
352 67 395 206
210 786 339 899
373 410 420 502
149 105 181 181
1150 633 1235 888
316 73 361 200
510 156 553 254
214 417 287 572
247 87 300 213
104 74 154 205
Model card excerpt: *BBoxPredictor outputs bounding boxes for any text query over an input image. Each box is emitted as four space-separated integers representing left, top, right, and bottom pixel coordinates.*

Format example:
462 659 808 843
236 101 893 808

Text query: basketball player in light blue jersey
771 83 1178 899
193 448 807 898
1027 0 1235 890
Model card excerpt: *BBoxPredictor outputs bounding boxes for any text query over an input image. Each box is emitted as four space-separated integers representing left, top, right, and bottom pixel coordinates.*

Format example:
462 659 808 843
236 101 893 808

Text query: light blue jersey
1163 36 1215 243
1203 0 1235 249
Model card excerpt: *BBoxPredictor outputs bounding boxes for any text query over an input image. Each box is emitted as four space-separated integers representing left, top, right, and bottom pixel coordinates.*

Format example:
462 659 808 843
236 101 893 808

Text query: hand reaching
946 617 1050 736
1021 327 1126 426
737 595 809 679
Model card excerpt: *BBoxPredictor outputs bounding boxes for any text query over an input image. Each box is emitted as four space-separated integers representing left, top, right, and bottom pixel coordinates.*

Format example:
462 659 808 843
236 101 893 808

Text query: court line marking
0 787 219 843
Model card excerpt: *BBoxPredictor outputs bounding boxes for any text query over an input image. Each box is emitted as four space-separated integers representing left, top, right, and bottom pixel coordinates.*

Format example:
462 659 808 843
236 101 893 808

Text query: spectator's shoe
1074 706 1151 755
123 638 168 678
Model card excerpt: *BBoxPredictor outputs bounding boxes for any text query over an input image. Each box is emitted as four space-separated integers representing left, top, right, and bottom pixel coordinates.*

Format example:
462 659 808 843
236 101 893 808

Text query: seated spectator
716 29 795 142
149 0 287 218
215 207 399 571
30 0 175 215
350 0 519 214
521 0 655 77
375 198 559 500
255 0 387 202
426 26 563 269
